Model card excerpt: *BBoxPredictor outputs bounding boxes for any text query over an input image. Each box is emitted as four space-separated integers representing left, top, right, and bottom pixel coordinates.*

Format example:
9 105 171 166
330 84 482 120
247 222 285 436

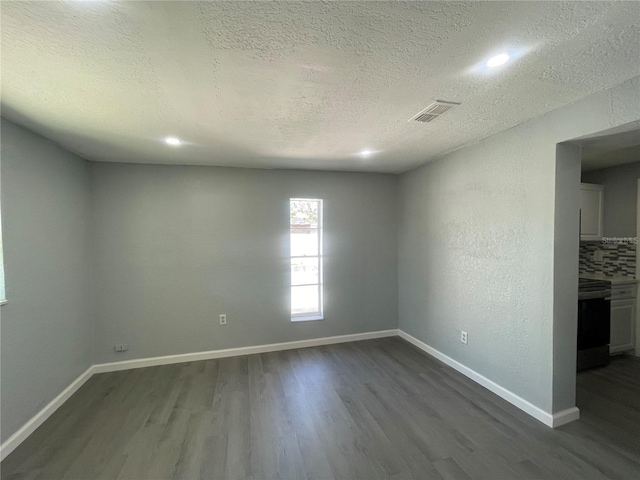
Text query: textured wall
582 161 640 238
398 76 640 415
0 119 93 443
90 163 398 364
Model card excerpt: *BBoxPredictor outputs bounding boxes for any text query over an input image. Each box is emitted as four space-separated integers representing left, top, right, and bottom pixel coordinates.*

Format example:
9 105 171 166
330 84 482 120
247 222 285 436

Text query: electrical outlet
594 250 604 262
460 331 468 344
114 344 129 352
219 314 227 325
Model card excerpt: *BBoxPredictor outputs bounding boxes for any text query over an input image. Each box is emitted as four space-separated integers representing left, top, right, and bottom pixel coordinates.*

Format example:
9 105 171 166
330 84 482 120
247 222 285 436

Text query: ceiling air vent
410 100 461 123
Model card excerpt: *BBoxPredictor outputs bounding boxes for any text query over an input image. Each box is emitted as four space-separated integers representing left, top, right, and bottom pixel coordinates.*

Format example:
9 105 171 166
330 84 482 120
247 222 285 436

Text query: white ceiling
2 1 640 173
581 127 640 171
582 144 640 172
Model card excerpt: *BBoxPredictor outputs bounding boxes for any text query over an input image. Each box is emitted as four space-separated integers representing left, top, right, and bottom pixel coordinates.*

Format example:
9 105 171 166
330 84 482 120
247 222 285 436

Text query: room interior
1 1 640 479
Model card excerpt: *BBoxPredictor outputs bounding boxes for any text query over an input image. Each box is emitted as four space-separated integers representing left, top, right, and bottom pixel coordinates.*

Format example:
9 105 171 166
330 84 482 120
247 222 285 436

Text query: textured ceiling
2 1 640 173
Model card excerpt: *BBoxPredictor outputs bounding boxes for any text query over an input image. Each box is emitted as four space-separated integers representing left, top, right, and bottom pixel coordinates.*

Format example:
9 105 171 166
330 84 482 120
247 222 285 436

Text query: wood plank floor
2 337 639 479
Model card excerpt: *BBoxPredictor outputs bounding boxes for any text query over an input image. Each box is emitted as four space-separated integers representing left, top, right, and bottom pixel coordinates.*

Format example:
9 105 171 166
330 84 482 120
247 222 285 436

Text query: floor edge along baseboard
2 328 577 461
0 329 398 461
551 406 581 427
92 329 399 374
0 366 96 461
397 329 580 428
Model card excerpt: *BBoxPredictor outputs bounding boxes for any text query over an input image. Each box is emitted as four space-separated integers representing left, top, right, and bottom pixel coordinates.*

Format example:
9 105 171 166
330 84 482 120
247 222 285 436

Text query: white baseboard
93 329 399 374
1 329 398 460
0 365 96 461
2 327 577 461
552 407 580 427
397 329 579 428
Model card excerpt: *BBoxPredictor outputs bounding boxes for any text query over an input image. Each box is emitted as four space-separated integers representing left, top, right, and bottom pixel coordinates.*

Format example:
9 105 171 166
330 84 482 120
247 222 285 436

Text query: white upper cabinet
580 183 603 241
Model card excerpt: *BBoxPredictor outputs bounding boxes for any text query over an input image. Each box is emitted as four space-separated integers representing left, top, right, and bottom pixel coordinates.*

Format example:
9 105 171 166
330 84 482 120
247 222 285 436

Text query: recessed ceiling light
165 137 182 146
359 150 374 157
486 53 510 68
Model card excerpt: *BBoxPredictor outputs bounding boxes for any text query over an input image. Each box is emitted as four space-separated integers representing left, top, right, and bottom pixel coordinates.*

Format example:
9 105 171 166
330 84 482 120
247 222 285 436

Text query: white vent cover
410 100 461 123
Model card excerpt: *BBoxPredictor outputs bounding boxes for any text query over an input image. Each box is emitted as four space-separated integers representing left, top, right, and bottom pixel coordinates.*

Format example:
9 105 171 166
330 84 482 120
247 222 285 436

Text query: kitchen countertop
579 273 638 285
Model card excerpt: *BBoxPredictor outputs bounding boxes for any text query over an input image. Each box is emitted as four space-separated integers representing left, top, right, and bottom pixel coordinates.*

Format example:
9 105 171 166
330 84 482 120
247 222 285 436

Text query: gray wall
582 161 640 237
91 163 398 363
553 144 581 413
398 76 640 415
0 119 92 443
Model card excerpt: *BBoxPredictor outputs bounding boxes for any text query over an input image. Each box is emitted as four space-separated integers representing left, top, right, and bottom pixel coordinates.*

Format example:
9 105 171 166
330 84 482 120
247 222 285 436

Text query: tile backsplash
579 242 636 277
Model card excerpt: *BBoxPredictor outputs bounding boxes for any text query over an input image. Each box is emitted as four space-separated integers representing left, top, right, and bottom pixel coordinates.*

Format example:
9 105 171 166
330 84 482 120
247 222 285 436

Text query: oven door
578 297 610 350
577 297 610 370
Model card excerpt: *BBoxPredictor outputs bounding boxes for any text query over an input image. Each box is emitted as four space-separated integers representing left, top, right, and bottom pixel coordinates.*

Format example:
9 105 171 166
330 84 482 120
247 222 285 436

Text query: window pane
290 228 318 257
290 200 319 228
291 285 319 315
291 257 319 286
290 198 322 320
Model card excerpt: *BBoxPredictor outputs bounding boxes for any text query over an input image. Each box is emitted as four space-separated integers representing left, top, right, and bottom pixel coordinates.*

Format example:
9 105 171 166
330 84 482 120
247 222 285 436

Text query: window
290 198 323 321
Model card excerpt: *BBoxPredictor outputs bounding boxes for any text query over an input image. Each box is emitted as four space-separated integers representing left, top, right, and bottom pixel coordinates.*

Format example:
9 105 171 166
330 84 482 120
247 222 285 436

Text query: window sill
291 314 324 322
0 300 7 306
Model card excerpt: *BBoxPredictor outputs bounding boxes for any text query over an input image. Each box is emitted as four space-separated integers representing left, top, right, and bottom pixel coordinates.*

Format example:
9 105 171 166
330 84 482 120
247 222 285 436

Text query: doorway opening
554 121 640 425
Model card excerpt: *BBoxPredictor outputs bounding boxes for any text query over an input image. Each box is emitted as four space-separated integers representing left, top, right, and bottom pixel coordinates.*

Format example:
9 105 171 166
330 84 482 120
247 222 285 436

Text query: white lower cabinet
610 298 635 354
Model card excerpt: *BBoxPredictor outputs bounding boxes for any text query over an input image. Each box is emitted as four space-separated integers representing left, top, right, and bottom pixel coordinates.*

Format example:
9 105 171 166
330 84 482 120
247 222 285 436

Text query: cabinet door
610 299 635 354
580 183 603 240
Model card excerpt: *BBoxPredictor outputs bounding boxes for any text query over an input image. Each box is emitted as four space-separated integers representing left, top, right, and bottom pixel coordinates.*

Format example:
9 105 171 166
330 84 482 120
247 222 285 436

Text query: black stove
577 277 611 371
578 278 611 300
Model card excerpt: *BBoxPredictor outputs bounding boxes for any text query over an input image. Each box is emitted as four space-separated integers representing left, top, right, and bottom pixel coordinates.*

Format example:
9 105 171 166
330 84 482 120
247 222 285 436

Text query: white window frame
290 198 323 321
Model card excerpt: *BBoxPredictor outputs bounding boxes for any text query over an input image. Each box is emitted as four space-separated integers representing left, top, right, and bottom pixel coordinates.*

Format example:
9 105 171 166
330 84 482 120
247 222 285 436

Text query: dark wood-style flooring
2 337 639 479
